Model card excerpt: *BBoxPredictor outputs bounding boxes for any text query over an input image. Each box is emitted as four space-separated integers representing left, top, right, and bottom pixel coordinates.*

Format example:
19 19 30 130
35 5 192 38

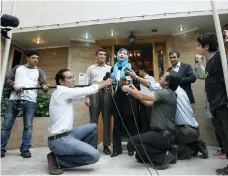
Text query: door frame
8 46 24 70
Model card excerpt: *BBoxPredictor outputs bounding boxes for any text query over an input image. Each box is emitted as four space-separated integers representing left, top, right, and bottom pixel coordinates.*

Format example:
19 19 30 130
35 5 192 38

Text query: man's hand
13 84 24 92
223 30 228 39
195 55 204 66
85 97 91 107
101 78 112 88
121 85 130 93
129 84 137 90
42 84 50 92
125 70 137 79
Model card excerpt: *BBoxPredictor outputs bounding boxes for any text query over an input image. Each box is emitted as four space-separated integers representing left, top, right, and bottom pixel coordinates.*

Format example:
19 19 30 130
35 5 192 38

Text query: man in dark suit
169 50 196 104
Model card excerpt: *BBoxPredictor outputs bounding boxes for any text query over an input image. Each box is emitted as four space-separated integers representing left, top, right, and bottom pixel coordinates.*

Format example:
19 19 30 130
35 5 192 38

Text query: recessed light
110 31 115 36
85 33 90 39
179 26 184 31
36 38 41 44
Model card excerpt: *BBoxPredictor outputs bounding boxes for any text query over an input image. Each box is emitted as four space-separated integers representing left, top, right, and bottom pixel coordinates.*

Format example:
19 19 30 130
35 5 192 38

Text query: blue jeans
48 123 100 168
1 100 36 153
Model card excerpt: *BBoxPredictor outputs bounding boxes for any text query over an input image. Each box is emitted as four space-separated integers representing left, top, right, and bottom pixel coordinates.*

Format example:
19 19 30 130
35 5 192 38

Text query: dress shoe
21 150 31 158
216 165 228 175
155 151 175 170
47 152 64 175
128 151 134 156
1 153 5 158
170 145 178 164
103 147 111 155
197 140 208 159
110 151 122 157
178 147 194 160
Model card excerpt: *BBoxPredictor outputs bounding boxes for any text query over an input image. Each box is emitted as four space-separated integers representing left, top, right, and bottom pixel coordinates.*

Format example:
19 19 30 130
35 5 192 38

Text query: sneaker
21 150 31 158
1 153 5 158
170 145 178 164
103 147 111 155
216 165 228 175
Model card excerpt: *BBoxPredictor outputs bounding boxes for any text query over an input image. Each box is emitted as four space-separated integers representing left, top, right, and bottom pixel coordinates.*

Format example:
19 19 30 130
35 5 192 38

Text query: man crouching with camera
47 69 112 175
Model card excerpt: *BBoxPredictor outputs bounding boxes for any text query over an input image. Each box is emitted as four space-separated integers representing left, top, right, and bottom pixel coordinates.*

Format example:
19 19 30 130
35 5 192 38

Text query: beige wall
172 30 217 146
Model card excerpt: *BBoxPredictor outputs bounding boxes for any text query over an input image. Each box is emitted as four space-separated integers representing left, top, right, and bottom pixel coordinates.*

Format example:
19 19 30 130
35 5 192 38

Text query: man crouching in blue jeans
47 69 112 175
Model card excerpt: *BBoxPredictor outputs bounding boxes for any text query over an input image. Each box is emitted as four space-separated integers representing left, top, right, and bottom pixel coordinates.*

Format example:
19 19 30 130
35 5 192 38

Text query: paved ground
1 145 226 175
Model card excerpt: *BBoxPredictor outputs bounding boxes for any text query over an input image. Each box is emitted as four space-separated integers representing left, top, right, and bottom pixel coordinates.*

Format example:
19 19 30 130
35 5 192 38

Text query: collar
176 62 181 67
144 74 149 79
96 63 105 67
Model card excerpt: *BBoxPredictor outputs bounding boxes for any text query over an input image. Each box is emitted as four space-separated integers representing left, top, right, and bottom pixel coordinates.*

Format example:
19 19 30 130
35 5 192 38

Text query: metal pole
0 1 17 103
211 0 228 98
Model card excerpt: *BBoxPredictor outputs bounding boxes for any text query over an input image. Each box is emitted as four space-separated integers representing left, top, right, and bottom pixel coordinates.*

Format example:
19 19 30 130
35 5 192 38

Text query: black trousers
176 125 200 158
211 106 228 156
127 130 175 166
139 102 152 133
112 91 138 152
212 118 224 152
89 89 112 147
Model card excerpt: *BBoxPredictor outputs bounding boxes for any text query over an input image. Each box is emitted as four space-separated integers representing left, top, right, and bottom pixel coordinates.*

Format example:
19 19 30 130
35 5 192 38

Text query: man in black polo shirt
121 70 181 170
196 32 228 175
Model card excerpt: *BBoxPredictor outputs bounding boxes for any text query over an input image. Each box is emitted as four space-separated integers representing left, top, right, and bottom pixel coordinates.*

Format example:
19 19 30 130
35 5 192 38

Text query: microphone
1 14 20 28
103 72 113 80
1 14 20 39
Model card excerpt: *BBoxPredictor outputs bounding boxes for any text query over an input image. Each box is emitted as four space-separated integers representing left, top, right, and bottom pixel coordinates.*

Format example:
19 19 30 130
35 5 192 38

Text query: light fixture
128 32 136 44
114 55 116 58
85 33 90 39
36 38 41 44
110 31 115 36
137 53 140 56
130 53 133 57
179 26 184 31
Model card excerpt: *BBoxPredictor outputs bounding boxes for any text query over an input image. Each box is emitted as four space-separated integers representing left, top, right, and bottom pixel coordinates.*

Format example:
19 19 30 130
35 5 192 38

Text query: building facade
1 0 228 149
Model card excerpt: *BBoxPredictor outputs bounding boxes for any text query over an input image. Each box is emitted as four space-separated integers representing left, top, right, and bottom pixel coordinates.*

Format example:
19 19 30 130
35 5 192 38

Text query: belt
177 124 198 130
48 131 70 141
153 129 174 135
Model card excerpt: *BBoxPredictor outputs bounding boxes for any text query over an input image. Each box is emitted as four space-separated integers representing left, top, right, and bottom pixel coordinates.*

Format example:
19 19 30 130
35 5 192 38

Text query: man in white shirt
1 49 49 158
47 68 112 175
125 69 208 161
138 67 156 133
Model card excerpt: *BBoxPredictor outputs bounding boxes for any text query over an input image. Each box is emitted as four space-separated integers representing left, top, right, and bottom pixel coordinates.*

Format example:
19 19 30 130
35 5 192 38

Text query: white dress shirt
172 62 181 72
140 74 156 93
48 84 99 135
85 64 111 84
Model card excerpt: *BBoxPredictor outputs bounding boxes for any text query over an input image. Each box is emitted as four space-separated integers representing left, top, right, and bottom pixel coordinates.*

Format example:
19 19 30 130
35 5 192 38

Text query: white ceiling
11 14 228 49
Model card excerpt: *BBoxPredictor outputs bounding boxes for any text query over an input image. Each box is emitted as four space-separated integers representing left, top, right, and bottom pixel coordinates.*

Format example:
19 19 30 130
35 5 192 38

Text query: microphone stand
22 85 91 90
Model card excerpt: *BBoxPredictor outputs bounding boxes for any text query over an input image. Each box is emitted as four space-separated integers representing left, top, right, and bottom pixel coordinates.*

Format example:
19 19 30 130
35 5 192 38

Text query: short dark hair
95 48 106 55
165 70 181 91
197 33 218 52
169 50 180 58
55 69 70 85
26 49 40 57
139 66 148 73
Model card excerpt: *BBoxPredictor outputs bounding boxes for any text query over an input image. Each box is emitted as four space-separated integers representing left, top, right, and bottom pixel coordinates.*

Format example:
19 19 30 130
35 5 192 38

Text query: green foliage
35 91 51 117
1 84 11 116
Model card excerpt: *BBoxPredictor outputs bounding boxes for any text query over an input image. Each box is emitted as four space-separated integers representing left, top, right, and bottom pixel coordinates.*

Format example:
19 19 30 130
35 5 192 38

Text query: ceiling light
36 38 41 44
85 33 90 39
110 31 115 36
137 53 140 56
179 26 184 31
130 54 133 57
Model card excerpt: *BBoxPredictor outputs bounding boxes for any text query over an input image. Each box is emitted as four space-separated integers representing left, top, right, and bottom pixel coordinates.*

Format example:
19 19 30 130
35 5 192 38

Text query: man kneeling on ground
121 70 181 170
47 69 112 175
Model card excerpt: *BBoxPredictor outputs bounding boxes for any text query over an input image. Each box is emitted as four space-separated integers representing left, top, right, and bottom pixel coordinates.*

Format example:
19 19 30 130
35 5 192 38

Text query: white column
0 1 17 103
211 0 228 98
